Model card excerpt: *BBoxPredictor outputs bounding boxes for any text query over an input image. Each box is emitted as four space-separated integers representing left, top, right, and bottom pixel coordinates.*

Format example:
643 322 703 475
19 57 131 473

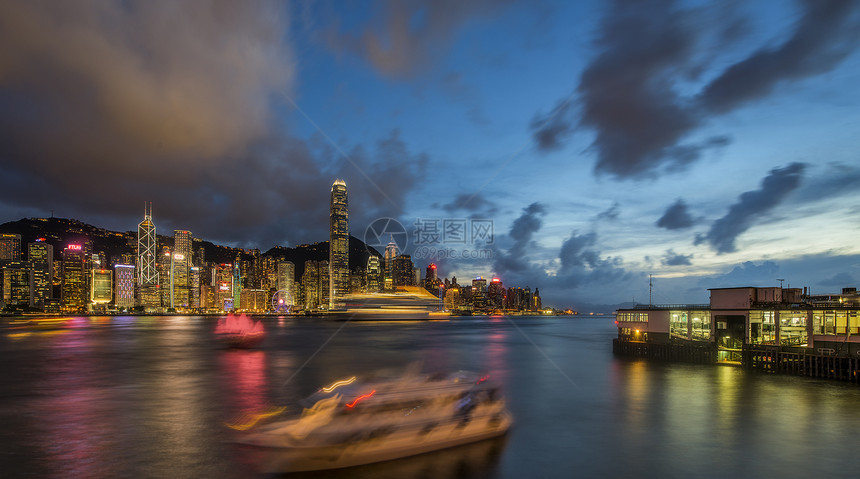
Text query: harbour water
2 315 859 478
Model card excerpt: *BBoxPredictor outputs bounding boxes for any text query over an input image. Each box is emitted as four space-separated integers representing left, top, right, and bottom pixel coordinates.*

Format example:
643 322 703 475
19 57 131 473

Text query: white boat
235 367 513 473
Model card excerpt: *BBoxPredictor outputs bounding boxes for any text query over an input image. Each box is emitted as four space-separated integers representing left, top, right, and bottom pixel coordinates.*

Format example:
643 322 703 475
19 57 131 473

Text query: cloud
699 260 781 288
493 202 546 274
0 2 433 249
656 198 695 230
596 202 620 221
531 0 860 179
438 193 498 215
700 0 860 113
325 0 514 78
662 249 692 266
817 272 856 287
695 162 806 253
529 97 576 151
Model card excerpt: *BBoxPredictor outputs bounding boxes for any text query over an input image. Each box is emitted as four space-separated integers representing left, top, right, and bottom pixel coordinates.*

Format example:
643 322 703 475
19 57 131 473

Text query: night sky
2 1 859 310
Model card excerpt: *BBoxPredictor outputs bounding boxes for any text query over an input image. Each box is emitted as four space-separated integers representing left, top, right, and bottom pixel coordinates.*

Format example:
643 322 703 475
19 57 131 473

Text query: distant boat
215 314 265 348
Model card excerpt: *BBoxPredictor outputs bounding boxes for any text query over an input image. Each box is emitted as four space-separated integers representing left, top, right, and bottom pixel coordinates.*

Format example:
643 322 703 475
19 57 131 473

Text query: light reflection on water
1 315 860 478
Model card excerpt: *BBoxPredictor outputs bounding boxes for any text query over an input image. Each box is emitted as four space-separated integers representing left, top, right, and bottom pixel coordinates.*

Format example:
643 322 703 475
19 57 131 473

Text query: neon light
492 278 500 283
173 253 185 260
476 375 490 384
322 376 356 393
345 390 376 408
430 264 436 269
36 237 46 242
67 244 81 251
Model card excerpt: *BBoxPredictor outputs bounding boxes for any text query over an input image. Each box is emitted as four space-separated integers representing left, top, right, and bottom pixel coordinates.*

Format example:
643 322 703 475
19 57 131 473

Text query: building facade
329 179 349 307
114 264 135 309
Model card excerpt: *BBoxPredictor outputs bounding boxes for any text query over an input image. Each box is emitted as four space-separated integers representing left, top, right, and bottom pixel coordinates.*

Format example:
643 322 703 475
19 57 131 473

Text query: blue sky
1 1 859 310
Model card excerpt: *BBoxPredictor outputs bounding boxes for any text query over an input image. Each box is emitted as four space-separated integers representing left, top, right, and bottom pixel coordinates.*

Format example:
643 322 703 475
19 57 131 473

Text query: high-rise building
214 264 233 310
28 241 53 309
302 260 329 310
366 256 382 293
329 179 349 307
384 238 398 291
0 234 21 262
488 277 505 309
172 230 192 307
114 264 135 309
190 267 201 309
393 254 415 286
277 261 295 307
91 269 113 305
61 244 86 311
137 204 159 309
471 277 488 310
1 262 33 309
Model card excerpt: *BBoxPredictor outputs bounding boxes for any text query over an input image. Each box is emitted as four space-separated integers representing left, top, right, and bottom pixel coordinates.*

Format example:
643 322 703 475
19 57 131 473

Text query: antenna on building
778 278 785 289
649 274 653 307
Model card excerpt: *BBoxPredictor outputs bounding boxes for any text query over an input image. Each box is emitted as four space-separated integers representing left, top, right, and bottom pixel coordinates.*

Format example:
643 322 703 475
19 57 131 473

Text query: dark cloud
0 2 428 249
493 203 546 274
529 98 575 151
817 272 856 287
438 193 498 215
698 260 781 288
596 202 620 221
531 0 860 179
662 249 692 266
792 162 860 203
325 0 514 78
695 163 806 253
700 0 860 113
656 199 695 230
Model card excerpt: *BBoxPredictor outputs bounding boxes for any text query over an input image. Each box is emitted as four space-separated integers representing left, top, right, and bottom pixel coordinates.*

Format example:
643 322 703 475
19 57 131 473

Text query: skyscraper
61 244 86 311
0 234 21 262
28 241 53 309
277 260 295 307
329 179 349 307
137 203 158 309
384 238 397 291
114 264 135 309
172 230 192 307
366 256 382 293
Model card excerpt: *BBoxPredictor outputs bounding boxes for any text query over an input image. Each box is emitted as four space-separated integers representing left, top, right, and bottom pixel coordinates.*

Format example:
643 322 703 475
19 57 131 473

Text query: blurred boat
215 314 265 348
236 366 512 473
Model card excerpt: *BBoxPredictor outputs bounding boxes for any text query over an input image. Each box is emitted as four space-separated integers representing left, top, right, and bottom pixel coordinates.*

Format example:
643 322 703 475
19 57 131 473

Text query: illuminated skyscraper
61 244 86 311
137 203 158 309
329 179 349 307
28 241 53 309
91 269 113 306
114 264 135 309
393 254 415 286
0 234 21 262
172 230 191 308
277 260 295 307
366 256 382 293
384 238 397 291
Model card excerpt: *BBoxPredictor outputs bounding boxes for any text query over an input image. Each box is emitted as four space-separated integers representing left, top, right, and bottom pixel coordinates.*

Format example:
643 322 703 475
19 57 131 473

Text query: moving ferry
236 367 512 472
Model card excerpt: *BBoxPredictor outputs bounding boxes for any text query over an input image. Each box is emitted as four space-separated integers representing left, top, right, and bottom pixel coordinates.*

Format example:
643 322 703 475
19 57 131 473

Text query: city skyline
1 1 859 308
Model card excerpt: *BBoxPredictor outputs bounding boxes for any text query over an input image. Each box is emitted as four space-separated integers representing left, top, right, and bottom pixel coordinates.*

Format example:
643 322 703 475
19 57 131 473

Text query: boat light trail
345 390 376 408
225 406 287 431
322 376 356 392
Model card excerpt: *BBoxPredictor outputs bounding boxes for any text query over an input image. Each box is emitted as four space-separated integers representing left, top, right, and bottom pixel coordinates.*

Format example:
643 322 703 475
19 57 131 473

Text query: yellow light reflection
225 406 287 431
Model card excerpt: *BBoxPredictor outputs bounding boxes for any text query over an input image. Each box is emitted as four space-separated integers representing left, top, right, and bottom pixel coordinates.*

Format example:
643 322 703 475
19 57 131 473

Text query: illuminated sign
219 282 230 291
430 264 436 269
492 278 500 283
67 244 82 251
36 237 46 242
173 253 185 260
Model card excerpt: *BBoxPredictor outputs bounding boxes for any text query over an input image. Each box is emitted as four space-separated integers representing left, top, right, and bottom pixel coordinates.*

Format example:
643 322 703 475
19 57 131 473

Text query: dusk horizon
2 0 859 308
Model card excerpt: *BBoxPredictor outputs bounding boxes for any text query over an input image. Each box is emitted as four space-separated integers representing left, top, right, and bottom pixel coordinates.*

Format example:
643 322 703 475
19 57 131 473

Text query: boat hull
247 411 513 473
